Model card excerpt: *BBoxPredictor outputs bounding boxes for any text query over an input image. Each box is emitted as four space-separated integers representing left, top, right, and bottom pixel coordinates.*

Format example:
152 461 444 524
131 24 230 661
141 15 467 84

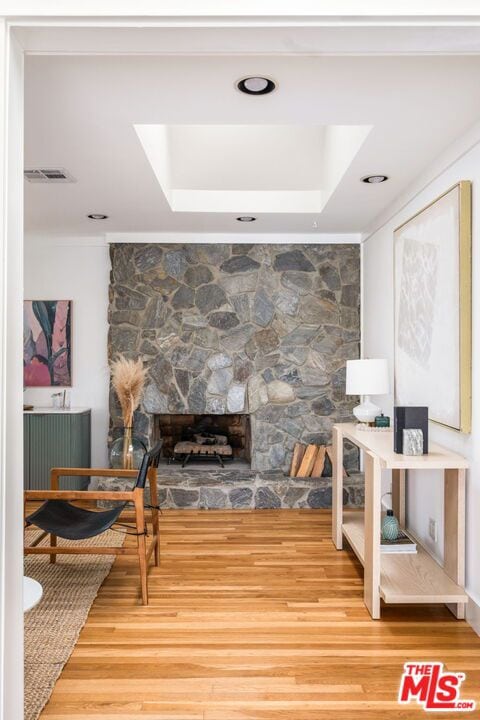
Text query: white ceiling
24 50 480 235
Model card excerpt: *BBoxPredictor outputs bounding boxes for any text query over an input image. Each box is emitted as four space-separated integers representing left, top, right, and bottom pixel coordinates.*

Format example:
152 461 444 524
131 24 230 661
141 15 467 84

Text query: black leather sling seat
25 442 163 542
26 499 127 541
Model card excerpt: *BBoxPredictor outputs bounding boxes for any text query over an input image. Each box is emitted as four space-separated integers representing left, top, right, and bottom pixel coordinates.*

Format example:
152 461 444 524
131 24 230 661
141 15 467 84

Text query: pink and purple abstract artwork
23 300 72 387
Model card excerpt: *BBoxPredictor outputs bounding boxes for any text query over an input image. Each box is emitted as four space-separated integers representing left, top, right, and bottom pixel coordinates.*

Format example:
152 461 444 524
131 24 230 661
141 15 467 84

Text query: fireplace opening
155 414 251 468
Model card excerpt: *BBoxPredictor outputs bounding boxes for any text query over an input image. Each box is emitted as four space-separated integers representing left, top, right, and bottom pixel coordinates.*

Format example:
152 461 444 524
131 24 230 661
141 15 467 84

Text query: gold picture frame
394 181 472 433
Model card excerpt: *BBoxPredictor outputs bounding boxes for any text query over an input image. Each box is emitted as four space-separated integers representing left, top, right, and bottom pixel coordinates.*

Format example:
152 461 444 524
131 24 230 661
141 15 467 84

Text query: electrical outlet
428 517 438 543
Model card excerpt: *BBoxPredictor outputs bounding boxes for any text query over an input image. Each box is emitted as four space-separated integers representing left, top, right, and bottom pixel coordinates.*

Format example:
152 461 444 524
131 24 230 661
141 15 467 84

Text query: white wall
0 25 24 720
363 124 480 632
23 235 110 465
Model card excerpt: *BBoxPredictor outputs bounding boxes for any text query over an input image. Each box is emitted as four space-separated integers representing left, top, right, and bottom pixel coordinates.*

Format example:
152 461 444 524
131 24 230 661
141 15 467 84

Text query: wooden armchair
24 442 162 605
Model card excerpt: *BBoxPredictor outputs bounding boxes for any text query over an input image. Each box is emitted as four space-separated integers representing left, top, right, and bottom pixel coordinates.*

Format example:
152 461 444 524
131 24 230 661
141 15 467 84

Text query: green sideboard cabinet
23 408 91 490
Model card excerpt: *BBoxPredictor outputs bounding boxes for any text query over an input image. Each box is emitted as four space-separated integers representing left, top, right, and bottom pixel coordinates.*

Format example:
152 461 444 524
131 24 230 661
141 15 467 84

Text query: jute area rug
24 528 124 720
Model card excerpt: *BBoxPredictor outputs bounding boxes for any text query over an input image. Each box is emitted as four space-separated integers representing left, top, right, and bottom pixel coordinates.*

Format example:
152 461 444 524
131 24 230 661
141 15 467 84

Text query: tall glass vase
110 427 146 469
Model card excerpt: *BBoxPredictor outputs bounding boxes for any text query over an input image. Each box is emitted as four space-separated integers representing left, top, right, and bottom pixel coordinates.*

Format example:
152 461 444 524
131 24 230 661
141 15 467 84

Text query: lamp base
353 396 381 424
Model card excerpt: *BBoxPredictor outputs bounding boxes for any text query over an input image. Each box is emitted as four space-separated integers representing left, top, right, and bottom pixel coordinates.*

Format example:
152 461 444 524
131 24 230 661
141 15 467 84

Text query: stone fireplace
107 242 363 506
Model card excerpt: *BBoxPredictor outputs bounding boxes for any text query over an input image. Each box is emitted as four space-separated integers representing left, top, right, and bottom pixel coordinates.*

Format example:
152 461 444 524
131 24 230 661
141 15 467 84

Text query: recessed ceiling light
236 77 276 95
87 213 109 220
237 216 256 222
362 175 388 184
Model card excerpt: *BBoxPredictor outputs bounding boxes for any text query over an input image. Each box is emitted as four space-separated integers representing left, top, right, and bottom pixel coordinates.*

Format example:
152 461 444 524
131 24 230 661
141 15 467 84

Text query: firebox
154 414 251 467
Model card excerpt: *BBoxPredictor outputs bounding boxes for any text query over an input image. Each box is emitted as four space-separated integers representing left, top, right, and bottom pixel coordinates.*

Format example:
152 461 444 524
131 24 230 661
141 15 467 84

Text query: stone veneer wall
108 243 360 472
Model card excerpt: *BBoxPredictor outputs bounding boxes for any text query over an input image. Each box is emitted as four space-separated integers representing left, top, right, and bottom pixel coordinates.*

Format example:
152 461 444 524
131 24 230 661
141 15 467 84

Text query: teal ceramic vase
381 510 400 541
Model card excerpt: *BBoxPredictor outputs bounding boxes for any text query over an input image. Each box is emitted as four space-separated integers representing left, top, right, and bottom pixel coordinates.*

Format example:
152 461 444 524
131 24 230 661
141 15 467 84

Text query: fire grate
173 430 234 468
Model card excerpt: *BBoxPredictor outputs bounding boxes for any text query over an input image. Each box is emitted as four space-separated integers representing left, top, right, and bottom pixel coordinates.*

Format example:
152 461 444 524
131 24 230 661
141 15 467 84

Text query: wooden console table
332 423 468 620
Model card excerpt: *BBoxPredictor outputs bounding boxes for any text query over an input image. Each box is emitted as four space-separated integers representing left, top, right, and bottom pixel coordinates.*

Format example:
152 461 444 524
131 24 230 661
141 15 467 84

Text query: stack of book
381 529 417 554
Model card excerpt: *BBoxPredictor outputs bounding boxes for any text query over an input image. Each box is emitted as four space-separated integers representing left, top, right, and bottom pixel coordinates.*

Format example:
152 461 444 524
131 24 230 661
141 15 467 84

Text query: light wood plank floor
39 510 480 719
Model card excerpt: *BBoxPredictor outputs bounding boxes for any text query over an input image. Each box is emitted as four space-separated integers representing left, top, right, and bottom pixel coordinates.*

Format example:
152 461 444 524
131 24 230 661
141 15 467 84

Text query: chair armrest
25 489 136 502
50 467 138 489
51 467 138 478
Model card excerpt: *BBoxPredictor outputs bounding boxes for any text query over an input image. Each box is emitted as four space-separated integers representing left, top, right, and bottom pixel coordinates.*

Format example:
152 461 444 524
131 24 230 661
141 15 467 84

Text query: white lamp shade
346 359 389 396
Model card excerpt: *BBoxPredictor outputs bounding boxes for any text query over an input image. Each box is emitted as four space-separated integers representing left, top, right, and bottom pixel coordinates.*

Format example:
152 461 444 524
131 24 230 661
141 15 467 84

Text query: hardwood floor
39 510 480 719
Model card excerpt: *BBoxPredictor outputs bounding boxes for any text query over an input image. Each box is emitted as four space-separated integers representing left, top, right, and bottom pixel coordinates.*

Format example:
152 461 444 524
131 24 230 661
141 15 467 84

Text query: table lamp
346 358 389 424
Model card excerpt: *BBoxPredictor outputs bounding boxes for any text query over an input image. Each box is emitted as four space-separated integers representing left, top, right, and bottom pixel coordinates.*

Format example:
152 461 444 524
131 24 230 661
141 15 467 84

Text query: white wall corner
0 23 24 720
361 118 480 244
467 593 480 637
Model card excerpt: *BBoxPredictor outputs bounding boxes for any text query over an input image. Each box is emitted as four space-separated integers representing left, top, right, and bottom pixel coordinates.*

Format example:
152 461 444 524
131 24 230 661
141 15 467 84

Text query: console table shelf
342 511 467 606
332 423 467 620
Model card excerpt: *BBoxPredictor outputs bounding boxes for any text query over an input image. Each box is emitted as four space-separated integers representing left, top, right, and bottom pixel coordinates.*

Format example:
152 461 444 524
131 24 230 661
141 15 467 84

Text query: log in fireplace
154 414 251 467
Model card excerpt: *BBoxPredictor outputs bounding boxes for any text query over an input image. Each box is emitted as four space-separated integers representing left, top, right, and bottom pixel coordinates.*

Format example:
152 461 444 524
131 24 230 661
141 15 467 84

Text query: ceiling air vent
24 168 76 183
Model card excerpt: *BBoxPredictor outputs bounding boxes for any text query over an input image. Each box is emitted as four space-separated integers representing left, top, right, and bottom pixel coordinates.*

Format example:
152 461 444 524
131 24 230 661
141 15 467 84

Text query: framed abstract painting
394 181 472 433
24 300 72 387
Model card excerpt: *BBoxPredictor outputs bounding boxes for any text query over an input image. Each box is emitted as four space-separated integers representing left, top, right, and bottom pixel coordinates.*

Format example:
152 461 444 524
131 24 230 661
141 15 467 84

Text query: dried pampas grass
110 354 147 429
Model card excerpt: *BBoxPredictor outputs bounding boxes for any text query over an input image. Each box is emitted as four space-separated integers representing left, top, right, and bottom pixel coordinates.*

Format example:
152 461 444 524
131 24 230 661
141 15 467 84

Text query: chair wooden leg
148 468 160 566
134 488 148 605
50 533 57 564
154 520 160 567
